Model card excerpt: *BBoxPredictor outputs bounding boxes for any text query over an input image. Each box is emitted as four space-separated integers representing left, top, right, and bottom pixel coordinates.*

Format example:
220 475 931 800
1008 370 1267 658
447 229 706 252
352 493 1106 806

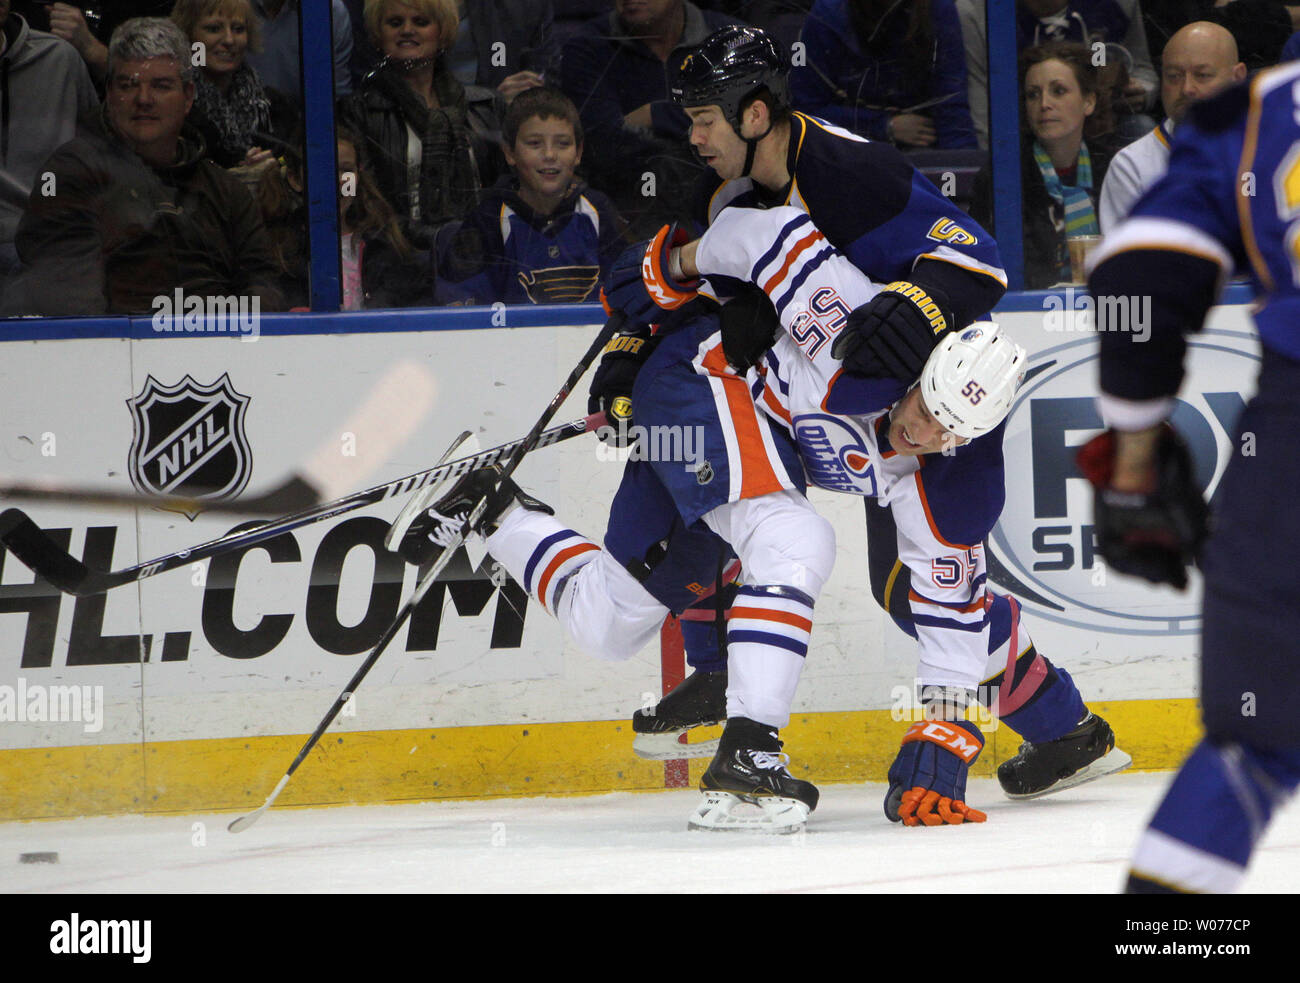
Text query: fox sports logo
986 329 1259 635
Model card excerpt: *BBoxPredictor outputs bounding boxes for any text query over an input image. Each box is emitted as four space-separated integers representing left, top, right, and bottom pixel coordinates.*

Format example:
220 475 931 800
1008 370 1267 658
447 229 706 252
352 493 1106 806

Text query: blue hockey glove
885 720 987 826
601 223 699 327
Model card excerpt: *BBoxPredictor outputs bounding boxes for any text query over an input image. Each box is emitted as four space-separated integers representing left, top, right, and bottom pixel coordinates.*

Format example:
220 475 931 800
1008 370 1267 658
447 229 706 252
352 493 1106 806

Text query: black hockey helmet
669 25 790 127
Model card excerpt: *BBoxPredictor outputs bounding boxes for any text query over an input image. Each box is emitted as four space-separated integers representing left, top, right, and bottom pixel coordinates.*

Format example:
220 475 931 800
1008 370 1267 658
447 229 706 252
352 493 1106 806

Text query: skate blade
687 790 810 833
632 729 721 761
1004 747 1134 800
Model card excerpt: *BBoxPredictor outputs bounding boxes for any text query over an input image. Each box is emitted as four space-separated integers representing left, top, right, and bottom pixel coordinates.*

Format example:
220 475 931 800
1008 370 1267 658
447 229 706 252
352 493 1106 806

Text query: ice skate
397 466 551 566
997 712 1132 799
632 669 727 760
688 717 818 833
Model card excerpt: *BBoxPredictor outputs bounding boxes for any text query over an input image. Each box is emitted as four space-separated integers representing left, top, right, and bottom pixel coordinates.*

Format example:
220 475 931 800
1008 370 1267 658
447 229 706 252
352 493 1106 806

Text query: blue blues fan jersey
698 112 1006 295
437 182 625 305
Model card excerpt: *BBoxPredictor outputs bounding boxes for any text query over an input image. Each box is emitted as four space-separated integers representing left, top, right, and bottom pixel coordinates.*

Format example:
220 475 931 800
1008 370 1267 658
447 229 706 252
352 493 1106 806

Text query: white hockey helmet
918 321 1026 440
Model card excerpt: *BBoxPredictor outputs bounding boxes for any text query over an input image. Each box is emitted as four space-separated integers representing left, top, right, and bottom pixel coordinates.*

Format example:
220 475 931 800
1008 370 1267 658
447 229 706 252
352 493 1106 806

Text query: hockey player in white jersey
402 207 1127 830
674 204 1130 825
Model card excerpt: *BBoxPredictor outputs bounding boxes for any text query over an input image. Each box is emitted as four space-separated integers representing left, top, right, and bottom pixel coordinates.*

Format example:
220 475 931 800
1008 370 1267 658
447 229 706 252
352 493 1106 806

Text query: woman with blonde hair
170 0 296 169
340 0 502 248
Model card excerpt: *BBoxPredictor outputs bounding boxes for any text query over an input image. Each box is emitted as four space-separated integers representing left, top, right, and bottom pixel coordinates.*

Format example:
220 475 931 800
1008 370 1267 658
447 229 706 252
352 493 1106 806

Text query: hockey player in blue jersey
603 23 1010 762
1082 64 1300 892
601 26 1126 805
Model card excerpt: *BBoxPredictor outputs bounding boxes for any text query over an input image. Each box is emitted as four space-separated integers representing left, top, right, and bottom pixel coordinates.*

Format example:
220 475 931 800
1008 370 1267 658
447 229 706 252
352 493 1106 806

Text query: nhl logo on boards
127 374 252 518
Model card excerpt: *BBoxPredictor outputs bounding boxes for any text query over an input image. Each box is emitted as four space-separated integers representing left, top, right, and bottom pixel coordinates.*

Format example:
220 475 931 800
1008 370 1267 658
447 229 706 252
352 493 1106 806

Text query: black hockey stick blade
0 413 607 597
0 474 321 516
0 509 94 594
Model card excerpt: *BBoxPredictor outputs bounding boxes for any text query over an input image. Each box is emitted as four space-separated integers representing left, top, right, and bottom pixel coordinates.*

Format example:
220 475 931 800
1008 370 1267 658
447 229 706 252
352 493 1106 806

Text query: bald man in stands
1099 21 1246 231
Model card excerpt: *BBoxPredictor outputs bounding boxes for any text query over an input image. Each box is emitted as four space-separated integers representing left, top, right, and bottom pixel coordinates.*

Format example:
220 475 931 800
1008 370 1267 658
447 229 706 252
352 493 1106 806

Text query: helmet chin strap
734 116 774 179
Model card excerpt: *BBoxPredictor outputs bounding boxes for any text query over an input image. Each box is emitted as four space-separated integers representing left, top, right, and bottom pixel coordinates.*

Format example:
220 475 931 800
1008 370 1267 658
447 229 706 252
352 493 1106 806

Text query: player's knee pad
717 494 835 598
554 549 667 661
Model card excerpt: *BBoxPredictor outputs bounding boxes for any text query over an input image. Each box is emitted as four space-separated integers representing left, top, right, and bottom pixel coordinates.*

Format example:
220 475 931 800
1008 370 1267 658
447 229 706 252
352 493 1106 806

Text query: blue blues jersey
437 181 625 305
698 112 1006 299
1092 64 1300 417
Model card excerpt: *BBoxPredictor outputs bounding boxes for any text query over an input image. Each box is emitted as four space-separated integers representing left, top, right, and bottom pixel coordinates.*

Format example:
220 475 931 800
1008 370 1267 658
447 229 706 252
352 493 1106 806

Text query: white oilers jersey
696 204 914 501
694 205 1008 691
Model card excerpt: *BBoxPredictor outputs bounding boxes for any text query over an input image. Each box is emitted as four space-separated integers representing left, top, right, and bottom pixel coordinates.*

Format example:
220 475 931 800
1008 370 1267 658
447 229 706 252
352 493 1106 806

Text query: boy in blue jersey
1083 65 1300 892
435 87 626 305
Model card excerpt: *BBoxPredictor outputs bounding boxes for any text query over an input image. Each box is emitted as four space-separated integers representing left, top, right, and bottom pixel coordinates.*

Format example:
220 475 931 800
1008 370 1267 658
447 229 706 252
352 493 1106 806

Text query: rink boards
0 297 1257 819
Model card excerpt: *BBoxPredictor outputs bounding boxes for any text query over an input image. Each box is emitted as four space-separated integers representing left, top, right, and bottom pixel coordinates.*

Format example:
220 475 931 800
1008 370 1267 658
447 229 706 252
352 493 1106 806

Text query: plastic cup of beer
1067 234 1102 284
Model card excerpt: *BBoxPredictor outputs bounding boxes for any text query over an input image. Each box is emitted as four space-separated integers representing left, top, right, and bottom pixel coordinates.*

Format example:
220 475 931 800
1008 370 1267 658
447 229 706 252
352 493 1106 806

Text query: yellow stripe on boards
0 699 1202 820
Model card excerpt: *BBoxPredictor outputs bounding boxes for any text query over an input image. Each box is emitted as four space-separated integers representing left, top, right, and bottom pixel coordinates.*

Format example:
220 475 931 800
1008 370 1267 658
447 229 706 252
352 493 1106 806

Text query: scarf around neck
193 65 272 162
1033 139 1098 276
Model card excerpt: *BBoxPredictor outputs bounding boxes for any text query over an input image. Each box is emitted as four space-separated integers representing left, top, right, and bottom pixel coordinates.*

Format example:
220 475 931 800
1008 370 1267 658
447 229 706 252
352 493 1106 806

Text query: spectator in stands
442 0 558 101
258 125 429 308
790 0 976 149
17 0 173 84
692 1 812 49
970 41 1120 287
170 0 298 172
341 0 501 249
436 86 625 305
1143 0 1300 76
560 0 738 237
4 17 283 315
1099 20 1243 231
244 0 354 100
0 0 99 274
958 0 1157 148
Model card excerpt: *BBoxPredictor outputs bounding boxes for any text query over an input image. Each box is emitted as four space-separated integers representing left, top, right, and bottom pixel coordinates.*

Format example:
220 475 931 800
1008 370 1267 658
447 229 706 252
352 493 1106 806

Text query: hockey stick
0 360 436 515
227 429 475 833
0 413 606 597
383 431 478 552
227 536 452 834
228 313 626 833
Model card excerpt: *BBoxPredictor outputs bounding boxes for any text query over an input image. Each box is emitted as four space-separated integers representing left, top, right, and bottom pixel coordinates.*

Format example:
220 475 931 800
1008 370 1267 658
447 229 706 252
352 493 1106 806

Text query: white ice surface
3 773 1297 893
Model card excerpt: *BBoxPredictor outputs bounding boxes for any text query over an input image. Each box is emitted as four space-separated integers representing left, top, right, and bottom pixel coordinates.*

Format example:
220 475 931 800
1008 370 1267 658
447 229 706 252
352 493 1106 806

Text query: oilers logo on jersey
793 413 877 494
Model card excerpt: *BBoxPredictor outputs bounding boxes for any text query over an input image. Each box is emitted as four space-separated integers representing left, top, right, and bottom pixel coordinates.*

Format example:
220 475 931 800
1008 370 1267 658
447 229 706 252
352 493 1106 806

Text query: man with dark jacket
5 17 282 315
560 0 738 235
0 0 98 272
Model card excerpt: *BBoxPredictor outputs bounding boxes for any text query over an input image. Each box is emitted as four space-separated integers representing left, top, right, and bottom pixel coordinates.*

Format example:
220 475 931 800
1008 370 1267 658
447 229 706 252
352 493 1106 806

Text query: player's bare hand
889 114 936 147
